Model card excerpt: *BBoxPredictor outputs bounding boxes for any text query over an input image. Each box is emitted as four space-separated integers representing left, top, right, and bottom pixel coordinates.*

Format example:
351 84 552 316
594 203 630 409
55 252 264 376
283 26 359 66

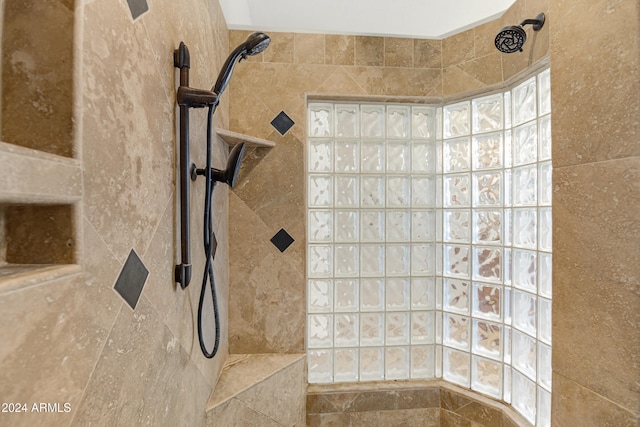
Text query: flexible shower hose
198 103 220 359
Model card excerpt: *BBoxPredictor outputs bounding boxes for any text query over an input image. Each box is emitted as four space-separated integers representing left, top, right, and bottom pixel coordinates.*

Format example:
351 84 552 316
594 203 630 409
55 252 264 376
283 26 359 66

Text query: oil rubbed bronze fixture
173 32 270 358
495 13 545 53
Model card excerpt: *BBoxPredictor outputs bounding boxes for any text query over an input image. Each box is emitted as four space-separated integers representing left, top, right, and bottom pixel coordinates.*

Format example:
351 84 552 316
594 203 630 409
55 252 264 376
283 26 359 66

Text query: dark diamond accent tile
271 228 295 252
126 0 149 20
114 249 149 310
271 111 295 135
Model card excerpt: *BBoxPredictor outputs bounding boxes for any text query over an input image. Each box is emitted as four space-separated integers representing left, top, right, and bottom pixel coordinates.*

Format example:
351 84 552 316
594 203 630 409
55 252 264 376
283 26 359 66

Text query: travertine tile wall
550 0 640 425
0 0 233 426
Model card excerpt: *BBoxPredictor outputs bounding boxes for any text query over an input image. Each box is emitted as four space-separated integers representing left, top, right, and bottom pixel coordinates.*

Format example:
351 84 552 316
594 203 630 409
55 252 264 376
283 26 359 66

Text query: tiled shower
306 68 552 425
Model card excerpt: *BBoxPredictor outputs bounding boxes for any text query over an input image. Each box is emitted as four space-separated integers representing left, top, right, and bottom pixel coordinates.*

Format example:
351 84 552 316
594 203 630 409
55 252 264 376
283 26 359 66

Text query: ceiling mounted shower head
495 13 545 53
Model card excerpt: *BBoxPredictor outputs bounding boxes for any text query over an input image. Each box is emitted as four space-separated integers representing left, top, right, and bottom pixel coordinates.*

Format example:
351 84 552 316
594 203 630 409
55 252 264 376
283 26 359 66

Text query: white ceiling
219 0 517 39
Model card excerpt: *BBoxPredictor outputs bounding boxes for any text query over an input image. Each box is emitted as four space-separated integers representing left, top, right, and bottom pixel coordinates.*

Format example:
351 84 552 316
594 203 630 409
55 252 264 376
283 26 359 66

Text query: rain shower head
212 32 271 96
495 13 545 53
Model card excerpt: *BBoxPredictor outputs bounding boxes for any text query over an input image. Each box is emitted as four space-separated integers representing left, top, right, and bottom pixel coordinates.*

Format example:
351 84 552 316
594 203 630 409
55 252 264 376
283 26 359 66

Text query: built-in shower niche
1 0 75 157
0 203 78 289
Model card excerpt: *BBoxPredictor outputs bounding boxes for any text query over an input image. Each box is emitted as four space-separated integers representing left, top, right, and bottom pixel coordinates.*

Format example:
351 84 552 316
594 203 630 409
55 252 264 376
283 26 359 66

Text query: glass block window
307 68 551 427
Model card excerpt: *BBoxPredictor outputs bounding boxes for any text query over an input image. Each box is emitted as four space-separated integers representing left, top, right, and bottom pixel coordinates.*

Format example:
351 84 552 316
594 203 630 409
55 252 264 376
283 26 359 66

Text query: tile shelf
216 128 276 148
0 140 81 292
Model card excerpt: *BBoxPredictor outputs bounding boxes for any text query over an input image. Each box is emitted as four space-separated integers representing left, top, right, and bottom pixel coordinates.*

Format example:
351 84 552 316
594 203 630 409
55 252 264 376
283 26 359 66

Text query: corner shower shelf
216 128 276 148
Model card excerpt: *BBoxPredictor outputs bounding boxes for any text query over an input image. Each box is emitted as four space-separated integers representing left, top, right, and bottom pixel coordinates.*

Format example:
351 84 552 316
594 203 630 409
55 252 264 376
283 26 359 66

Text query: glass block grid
307 102 438 384
307 67 551 427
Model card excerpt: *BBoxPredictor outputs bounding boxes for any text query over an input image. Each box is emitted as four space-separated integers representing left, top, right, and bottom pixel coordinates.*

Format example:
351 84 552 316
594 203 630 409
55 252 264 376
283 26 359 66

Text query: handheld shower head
495 13 545 53
212 32 271 96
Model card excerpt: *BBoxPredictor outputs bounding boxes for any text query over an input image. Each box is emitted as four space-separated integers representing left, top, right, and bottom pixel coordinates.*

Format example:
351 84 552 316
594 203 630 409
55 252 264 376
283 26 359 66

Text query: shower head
495 13 545 53
212 32 271 97
210 142 246 187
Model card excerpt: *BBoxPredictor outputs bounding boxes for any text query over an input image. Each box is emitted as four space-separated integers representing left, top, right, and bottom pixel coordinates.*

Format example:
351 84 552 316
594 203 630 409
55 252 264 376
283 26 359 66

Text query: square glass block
503 247 512 286
444 174 470 207
503 326 512 364
444 245 470 278
444 210 470 243
411 278 435 310
360 278 384 310
504 130 512 169
512 76 537 126
512 329 537 381
539 208 552 252
538 68 551 116
513 209 537 249
504 288 512 326
308 279 333 313
335 210 358 242
360 347 385 381
308 210 332 242
335 314 359 347
360 313 385 346
360 211 384 242
473 172 502 206
443 279 470 314
386 278 410 310
361 140 385 172
443 313 470 350
538 342 552 391
436 107 443 140
308 175 333 207
387 105 411 139
411 345 436 378
444 137 471 173
513 290 537 337
473 210 502 244
386 347 410 379
361 176 385 207
473 319 502 360
539 162 552 206
472 133 503 170
386 312 410 345
360 104 385 138
504 91 512 128
443 346 470 387
308 314 333 348
538 253 552 298
335 140 360 173
386 210 411 242
411 141 436 173
334 279 359 312
503 365 512 403
472 283 502 321
538 297 552 345
387 141 411 172
473 247 502 283
335 175 359 207
411 210 436 242
308 244 332 278
308 139 333 172
513 122 538 166
472 355 503 399
411 106 437 139
387 176 411 207
538 115 552 161
472 93 503 133
335 244 358 277
411 244 435 275
386 244 410 276
512 249 537 292
512 369 536 424
443 101 470 138
411 312 435 344
537 387 552 427
335 104 359 138
412 176 436 207
512 165 538 206
334 349 359 382
308 349 332 383
308 103 334 137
